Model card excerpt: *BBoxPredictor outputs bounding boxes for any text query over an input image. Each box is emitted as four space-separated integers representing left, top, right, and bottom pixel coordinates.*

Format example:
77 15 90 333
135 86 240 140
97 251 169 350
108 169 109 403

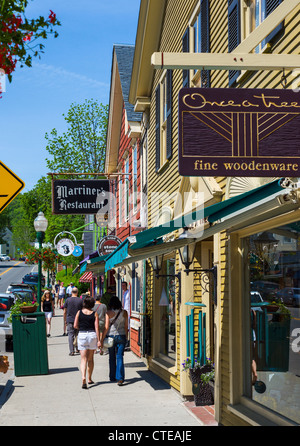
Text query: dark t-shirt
63 296 83 323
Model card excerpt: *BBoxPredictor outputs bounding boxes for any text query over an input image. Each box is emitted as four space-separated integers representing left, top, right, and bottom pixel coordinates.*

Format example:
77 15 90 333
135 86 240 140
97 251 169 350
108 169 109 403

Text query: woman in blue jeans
103 295 128 386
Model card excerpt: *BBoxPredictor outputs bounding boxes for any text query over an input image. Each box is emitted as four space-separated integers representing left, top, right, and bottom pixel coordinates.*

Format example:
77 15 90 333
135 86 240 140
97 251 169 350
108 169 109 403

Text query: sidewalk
0 308 217 427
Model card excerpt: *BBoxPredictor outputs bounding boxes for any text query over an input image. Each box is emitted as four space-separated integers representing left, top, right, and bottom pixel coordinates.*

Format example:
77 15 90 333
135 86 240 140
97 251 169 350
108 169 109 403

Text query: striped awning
79 271 93 282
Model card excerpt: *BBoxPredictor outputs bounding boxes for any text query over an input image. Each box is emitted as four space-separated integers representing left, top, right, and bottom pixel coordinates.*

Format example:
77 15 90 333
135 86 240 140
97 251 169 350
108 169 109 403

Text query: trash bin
12 312 48 376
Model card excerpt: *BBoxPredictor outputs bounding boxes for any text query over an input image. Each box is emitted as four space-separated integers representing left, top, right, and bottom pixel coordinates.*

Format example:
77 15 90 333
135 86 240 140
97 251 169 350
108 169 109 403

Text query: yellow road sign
0 161 25 213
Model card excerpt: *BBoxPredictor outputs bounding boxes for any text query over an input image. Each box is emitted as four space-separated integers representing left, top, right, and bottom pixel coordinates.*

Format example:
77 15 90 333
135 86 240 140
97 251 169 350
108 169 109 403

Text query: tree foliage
45 100 109 175
0 0 60 83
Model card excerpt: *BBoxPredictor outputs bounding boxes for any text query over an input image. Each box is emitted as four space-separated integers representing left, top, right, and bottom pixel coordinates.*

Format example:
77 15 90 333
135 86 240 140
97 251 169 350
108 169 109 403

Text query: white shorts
78 331 97 351
44 312 52 320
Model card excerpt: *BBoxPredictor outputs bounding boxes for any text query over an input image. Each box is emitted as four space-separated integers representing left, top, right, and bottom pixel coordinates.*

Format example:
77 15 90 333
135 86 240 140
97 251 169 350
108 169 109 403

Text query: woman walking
41 290 55 337
74 296 101 389
103 295 128 386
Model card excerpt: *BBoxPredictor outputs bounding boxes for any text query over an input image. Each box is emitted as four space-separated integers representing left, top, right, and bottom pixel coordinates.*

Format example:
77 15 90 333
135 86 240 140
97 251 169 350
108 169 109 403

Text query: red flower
48 10 56 24
23 32 33 42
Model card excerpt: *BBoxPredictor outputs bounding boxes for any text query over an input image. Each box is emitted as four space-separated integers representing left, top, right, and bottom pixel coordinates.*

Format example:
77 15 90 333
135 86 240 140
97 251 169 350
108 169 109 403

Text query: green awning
104 178 286 271
88 254 109 265
105 240 129 272
80 262 87 274
130 178 285 251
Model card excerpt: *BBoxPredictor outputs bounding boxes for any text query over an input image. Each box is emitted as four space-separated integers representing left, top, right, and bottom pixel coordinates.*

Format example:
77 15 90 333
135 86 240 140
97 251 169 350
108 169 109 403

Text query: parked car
276 288 300 307
0 293 15 351
22 273 45 287
6 283 36 295
11 288 36 303
251 280 280 301
250 291 266 312
0 255 10 261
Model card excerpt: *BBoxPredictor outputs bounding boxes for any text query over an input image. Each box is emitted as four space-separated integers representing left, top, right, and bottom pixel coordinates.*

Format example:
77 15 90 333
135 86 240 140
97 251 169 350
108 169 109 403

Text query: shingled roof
113 44 142 123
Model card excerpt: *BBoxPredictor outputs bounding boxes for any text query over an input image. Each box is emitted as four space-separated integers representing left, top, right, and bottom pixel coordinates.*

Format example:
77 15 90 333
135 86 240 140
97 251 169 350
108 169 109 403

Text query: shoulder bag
103 310 122 349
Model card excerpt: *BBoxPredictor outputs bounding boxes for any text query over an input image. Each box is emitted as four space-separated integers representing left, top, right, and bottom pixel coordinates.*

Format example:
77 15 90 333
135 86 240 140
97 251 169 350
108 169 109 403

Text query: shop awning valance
130 178 286 251
104 178 290 271
80 262 87 274
105 240 129 272
79 271 93 282
86 254 109 274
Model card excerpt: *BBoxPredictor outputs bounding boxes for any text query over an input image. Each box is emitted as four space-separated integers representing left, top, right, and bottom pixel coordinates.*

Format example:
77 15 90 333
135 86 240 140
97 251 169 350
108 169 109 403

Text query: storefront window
159 259 176 361
247 221 300 424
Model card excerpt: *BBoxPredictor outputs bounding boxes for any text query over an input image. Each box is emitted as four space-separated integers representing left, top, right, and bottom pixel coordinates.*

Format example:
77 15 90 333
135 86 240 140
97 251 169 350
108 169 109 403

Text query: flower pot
189 366 214 406
265 304 279 313
21 305 37 314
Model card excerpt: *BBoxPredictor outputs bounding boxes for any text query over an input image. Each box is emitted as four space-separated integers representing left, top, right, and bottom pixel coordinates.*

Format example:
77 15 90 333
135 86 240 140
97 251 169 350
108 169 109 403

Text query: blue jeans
108 335 126 381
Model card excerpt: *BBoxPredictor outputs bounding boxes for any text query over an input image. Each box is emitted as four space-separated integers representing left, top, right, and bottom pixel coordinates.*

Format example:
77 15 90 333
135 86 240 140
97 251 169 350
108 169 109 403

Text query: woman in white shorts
74 296 100 388
41 290 54 337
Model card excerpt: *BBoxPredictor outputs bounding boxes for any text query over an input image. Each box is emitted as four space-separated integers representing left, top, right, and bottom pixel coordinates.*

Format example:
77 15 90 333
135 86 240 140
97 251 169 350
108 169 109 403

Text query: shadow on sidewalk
49 367 78 375
137 370 171 391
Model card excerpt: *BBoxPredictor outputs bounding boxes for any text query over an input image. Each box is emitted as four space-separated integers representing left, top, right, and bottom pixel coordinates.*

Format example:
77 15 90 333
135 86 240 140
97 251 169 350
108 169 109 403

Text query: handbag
103 310 122 349
103 336 114 348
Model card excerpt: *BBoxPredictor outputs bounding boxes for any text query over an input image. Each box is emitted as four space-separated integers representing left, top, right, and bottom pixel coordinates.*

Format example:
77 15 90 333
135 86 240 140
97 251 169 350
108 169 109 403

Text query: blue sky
0 0 141 192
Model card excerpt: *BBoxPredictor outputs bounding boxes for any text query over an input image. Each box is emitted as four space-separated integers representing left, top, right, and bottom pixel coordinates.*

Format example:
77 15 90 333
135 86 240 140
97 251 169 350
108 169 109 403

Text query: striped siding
147 0 200 390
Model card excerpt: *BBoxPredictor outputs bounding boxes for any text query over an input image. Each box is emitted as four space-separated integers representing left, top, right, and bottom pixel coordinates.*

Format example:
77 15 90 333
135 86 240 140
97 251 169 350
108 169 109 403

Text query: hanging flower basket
189 365 214 406
25 247 58 271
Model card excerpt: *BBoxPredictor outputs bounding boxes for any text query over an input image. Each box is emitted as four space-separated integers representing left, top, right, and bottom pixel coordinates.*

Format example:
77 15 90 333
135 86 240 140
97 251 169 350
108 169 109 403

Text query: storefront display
246 222 300 423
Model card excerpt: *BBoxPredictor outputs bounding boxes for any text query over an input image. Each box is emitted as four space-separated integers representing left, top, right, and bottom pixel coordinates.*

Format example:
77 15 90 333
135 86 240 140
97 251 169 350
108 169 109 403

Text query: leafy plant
182 357 215 384
8 295 38 322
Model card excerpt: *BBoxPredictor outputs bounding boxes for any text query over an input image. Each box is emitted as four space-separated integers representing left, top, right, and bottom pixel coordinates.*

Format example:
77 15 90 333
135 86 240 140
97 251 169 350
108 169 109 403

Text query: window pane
159 258 176 361
248 222 300 423
133 148 138 212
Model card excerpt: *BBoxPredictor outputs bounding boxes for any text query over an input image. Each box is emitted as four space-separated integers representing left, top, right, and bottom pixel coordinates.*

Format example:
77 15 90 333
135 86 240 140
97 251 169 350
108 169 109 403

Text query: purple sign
178 88 300 177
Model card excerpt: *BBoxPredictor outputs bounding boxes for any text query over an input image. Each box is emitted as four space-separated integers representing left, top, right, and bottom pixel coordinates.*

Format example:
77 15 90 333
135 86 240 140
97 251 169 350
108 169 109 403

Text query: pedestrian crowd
43 281 129 389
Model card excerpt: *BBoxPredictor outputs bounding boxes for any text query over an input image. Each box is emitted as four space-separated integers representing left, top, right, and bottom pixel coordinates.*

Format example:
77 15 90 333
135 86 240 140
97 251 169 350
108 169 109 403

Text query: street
0 260 35 293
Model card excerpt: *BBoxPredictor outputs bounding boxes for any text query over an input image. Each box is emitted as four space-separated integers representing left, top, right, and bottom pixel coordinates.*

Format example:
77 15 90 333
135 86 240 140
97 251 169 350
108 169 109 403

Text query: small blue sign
72 245 83 257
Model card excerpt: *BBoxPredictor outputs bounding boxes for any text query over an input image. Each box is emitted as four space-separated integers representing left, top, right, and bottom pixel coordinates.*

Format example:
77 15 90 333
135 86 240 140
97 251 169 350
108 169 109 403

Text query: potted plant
182 357 214 406
266 300 291 322
8 296 38 322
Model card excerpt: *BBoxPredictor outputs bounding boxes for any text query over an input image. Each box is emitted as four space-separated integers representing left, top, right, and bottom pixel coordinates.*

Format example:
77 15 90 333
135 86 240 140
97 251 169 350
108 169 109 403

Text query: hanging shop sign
97 235 122 256
56 238 74 256
52 179 110 215
178 88 300 177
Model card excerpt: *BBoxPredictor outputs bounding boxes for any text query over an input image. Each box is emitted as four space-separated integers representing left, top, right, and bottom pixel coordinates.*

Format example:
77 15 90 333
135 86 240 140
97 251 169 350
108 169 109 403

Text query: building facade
126 0 300 426
105 44 144 357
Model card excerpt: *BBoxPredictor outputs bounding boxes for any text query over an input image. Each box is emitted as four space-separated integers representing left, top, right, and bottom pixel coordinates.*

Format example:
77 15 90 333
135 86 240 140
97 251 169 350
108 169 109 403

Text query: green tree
45 100 108 175
0 207 9 243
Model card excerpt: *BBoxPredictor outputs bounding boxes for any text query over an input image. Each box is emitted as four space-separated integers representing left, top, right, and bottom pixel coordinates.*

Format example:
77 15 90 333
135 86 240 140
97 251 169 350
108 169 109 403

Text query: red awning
79 272 93 282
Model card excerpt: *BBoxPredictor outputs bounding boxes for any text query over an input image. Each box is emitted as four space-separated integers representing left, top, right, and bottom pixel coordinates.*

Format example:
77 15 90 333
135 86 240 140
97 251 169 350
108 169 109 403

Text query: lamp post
34 211 48 311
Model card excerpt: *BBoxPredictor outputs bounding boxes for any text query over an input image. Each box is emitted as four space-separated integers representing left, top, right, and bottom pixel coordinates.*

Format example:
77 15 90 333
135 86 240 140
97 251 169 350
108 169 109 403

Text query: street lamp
149 254 164 278
34 211 48 311
178 229 196 275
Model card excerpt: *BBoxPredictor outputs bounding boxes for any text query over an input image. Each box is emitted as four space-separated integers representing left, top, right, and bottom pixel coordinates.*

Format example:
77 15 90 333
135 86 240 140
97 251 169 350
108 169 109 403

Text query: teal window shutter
182 28 190 87
155 85 160 172
228 0 241 87
200 0 210 88
166 69 172 160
